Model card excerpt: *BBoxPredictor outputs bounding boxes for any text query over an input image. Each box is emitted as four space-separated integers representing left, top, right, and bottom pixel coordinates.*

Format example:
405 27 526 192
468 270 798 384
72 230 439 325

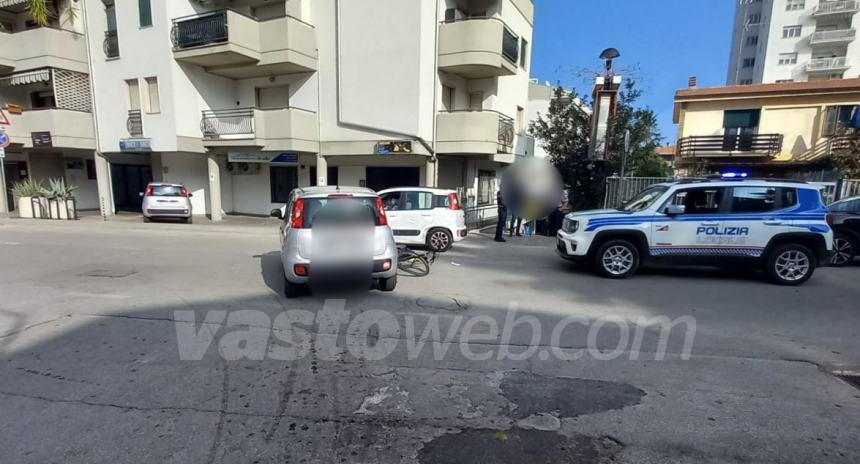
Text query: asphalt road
0 218 858 464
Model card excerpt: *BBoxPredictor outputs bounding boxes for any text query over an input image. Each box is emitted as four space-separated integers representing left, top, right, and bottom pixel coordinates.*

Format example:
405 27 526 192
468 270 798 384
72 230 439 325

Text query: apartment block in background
727 0 859 84
673 79 860 178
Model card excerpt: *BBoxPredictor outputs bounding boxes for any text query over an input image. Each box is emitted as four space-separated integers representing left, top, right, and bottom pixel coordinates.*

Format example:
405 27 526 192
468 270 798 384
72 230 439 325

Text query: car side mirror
664 205 685 216
270 209 283 219
139 192 144 197
188 193 193 198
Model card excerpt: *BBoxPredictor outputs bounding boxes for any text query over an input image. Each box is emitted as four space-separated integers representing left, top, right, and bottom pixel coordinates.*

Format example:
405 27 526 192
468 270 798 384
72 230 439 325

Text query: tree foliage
831 133 860 178
530 80 670 210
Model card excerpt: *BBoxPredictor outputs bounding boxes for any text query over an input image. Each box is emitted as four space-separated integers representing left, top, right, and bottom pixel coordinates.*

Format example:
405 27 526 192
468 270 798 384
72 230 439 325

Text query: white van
378 188 467 252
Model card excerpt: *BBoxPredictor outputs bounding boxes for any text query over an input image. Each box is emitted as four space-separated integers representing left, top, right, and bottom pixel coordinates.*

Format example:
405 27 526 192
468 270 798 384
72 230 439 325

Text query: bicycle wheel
398 252 430 277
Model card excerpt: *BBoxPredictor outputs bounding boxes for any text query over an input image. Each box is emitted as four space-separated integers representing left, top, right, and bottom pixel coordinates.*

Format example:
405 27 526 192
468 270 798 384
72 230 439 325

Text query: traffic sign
0 131 10 149
0 109 9 126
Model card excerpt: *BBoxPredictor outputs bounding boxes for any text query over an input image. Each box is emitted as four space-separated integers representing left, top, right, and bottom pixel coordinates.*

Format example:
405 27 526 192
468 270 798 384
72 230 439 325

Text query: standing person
494 190 507 242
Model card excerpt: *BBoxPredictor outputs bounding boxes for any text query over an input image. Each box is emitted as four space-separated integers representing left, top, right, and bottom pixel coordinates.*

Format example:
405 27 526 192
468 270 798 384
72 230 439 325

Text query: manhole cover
79 269 138 279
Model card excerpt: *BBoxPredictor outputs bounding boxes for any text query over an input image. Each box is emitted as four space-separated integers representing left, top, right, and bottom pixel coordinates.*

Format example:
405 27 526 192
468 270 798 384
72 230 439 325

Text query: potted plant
10 179 48 219
47 178 78 220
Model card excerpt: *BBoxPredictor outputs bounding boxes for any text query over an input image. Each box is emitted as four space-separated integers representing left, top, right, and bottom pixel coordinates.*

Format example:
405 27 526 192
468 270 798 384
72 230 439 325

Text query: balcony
200 107 319 152
676 134 783 161
436 110 515 155
104 31 120 59
2 108 95 150
171 10 317 79
0 27 89 74
438 18 519 79
809 28 856 45
806 56 850 72
127 110 143 138
813 0 860 17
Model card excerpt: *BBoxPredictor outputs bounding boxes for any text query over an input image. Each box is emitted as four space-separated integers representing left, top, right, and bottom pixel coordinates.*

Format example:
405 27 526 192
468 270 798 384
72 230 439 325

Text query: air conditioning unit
227 162 262 176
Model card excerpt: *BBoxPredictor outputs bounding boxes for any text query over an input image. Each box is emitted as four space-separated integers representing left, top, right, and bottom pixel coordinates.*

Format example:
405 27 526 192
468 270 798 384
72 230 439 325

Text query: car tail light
293 264 309 276
448 192 461 210
290 199 305 229
180 186 188 197
144 185 153 197
375 197 388 226
826 213 833 227
328 193 353 198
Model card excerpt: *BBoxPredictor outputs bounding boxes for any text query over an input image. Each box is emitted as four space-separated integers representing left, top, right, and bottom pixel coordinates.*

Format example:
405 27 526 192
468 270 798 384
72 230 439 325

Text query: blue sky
530 0 736 144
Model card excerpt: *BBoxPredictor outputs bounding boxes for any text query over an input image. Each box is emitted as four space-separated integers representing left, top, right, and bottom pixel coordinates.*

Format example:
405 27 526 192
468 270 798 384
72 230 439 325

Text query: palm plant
27 0 78 27
10 178 47 199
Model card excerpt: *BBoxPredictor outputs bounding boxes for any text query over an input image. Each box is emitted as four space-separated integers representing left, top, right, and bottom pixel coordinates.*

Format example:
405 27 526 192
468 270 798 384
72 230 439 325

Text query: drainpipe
80 0 114 218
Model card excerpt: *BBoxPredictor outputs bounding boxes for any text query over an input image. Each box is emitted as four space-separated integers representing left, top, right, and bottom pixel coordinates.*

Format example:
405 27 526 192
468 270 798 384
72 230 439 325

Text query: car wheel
186 216 193 225
284 275 304 298
427 228 453 252
767 244 815 286
379 274 397 292
143 216 151 223
594 239 640 279
831 233 856 267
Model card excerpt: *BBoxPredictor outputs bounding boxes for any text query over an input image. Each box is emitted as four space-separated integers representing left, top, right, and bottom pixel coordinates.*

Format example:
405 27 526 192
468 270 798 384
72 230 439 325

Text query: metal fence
603 176 674 209
838 179 860 200
171 10 229 49
200 108 255 139
464 204 498 229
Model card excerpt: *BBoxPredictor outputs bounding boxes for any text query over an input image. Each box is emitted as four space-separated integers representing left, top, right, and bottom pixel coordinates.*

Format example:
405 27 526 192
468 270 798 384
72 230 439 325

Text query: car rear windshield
303 197 381 227
150 185 184 196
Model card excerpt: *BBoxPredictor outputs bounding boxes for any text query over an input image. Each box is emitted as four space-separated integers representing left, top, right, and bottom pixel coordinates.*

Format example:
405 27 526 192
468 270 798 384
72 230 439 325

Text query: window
442 86 455 111
270 166 298 203
742 57 756 68
126 79 141 110
731 187 777 213
520 38 529 69
255 85 290 109
783 25 801 38
739 79 753 85
477 170 496 205
830 199 860 212
86 159 97 180
776 79 794 83
138 0 152 27
822 105 860 136
747 13 762 24
622 185 669 212
30 91 56 109
746 35 759 46
778 52 798 65
517 106 525 133
400 191 433 210
786 0 805 10
669 188 726 215
724 109 761 133
444 8 456 22
144 77 160 113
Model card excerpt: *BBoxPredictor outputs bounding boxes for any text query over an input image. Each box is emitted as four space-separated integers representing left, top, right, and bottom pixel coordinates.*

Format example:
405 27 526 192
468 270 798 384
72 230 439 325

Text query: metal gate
603 177 674 209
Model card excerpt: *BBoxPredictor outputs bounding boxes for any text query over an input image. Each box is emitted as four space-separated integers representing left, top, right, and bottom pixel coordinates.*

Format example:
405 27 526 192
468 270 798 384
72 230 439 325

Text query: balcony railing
104 30 119 58
201 108 254 139
806 56 849 72
436 110 516 154
171 10 228 50
813 0 860 16
677 134 783 157
497 113 515 153
127 110 143 137
809 28 856 45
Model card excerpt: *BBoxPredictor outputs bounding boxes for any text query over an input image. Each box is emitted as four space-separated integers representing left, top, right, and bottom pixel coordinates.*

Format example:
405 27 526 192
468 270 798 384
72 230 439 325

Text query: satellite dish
599 48 621 60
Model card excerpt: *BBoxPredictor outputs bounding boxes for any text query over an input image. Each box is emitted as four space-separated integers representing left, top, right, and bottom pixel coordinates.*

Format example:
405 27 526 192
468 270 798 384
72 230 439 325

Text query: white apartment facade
44 0 534 220
727 0 860 85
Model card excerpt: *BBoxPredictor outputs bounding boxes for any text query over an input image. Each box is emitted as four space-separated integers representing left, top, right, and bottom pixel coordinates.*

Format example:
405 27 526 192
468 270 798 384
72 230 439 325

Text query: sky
530 0 736 145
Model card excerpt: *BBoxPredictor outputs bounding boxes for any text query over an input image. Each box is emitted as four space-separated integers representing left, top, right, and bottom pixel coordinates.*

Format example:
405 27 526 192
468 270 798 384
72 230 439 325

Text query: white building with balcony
76 0 533 220
0 0 99 213
727 0 859 85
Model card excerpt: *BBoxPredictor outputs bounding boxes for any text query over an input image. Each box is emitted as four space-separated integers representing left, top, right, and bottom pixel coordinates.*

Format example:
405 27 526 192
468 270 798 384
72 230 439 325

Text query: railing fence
603 177 674 209
201 108 255 139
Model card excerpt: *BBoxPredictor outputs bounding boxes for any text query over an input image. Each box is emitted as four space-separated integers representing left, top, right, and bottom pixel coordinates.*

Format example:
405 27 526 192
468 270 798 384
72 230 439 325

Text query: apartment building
672 78 860 178
67 0 533 219
0 0 98 212
728 0 860 85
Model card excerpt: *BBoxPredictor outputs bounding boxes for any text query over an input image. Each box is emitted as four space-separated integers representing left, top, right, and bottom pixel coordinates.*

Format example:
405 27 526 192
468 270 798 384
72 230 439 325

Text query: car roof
378 187 456 194
666 178 816 189
296 186 377 198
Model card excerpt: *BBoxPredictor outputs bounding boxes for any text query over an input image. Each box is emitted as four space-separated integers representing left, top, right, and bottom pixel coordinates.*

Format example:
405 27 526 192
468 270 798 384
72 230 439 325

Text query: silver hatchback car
141 183 193 223
271 186 398 297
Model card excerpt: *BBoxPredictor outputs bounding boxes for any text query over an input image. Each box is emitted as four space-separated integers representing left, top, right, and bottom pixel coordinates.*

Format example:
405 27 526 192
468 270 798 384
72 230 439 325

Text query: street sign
0 109 10 126
32 131 52 148
375 141 412 155
119 138 152 153
0 131 10 148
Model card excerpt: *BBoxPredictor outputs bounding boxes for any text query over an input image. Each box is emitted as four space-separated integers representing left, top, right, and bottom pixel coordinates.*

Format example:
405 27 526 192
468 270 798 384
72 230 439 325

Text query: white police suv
556 178 834 285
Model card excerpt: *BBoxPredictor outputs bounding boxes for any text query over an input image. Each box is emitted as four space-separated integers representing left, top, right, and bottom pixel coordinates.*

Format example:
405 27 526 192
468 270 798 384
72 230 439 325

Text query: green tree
831 132 860 178
608 80 671 178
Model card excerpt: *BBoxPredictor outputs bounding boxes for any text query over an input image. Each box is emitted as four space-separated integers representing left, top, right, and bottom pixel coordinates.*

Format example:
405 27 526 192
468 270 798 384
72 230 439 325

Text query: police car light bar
721 171 749 179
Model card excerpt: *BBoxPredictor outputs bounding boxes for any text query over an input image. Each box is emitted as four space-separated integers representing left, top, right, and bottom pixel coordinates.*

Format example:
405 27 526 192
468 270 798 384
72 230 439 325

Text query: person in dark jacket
494 190 507 242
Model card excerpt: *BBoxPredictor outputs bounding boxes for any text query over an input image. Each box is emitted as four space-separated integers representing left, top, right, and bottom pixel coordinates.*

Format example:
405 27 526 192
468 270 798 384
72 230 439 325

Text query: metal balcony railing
103 30 119 58
171 10 229 50
806 56 849 71
497 113 514 153
127 110 143 137
809 28 856 45
201 108 255 139
677 134 783 157
813 0 860 16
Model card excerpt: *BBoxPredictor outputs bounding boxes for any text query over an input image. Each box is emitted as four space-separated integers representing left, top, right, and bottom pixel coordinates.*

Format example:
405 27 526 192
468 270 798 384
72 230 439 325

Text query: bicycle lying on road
397 245 437 277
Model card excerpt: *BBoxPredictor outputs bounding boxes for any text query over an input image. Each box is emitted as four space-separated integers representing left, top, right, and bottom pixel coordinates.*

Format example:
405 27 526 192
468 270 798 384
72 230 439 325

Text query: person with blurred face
494 190 507 243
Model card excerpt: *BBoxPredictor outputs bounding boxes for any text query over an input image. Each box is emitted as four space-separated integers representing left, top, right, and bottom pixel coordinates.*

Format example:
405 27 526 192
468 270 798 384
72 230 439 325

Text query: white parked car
141 183 193 223
378 187 467 252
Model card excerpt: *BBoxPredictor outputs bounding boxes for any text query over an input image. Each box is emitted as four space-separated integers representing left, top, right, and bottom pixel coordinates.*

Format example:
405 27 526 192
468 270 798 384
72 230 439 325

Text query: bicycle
397 245 437 277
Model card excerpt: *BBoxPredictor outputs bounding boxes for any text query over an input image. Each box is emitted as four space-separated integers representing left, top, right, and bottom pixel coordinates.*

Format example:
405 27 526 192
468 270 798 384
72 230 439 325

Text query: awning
0 69 51 87
0 0 29 10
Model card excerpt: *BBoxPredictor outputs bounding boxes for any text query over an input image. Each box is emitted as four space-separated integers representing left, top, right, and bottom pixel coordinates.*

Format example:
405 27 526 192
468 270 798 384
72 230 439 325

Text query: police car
556 178 834 285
